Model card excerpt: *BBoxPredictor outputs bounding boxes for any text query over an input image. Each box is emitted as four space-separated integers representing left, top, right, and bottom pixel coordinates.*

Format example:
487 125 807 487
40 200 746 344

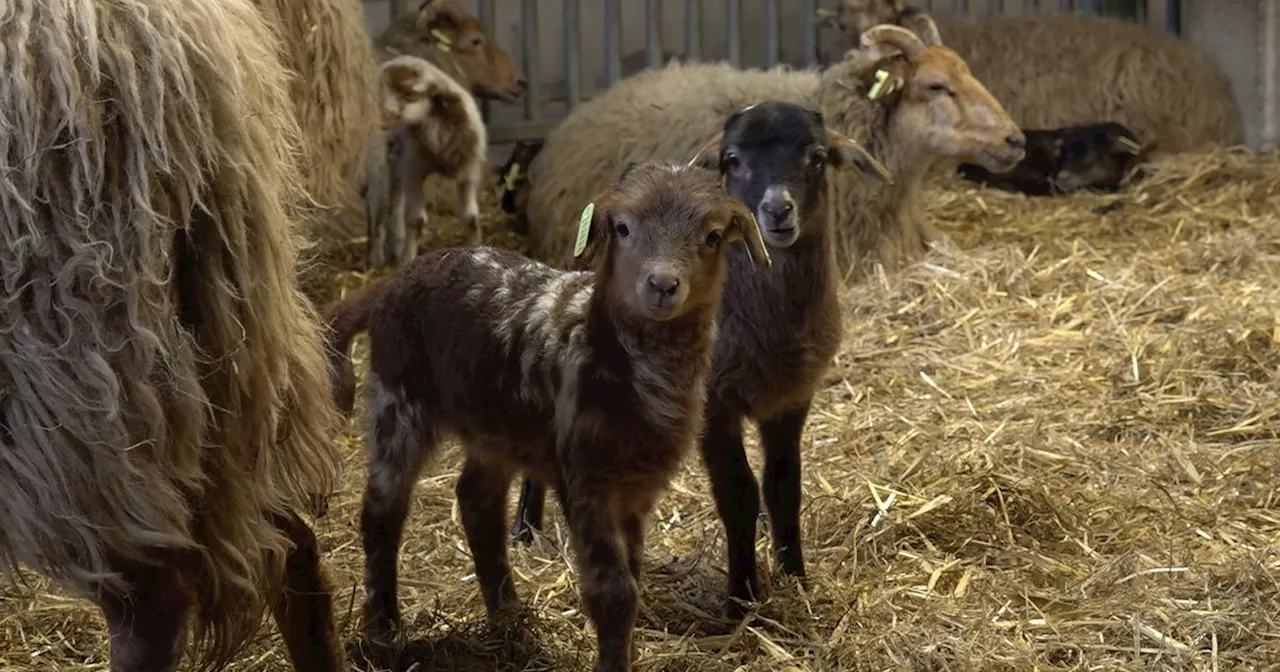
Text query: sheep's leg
457 165 483 246
97 558 192 672
698 406 762 619
565 490 638 672
456 455 520 617
400 173 427 266
757 402 810 581
366 155 389 270
271 511 348 672
387 173 410 269
360 391 434 644
511 477 547 544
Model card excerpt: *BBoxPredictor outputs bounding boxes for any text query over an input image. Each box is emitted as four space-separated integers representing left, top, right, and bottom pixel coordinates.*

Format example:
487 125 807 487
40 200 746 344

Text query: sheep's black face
717 102 833 248
1053 123 1145 194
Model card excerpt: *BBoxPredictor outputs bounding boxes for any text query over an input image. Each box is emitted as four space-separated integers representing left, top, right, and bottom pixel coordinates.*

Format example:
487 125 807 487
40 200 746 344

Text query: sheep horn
861 24 927 59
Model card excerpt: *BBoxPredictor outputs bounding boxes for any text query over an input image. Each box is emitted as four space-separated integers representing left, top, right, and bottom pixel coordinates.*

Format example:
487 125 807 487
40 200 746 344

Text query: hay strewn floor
2 151 1277 671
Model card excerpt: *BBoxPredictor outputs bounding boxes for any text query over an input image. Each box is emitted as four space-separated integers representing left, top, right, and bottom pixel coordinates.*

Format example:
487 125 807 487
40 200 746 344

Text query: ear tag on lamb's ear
503 163 521 191
573 202 594 258
867 69 890 100
1116 136 1142 155
431 29 453 51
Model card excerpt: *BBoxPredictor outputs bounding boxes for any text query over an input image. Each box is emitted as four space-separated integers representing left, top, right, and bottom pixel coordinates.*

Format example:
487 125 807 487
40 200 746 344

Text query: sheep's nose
1006 132 1027 151
646 273 680 298
761 199 793 221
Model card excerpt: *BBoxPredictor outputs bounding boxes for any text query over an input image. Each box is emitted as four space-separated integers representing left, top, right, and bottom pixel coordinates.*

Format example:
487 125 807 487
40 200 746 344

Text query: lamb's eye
927 82 951 96
614 223 630 238
705 230 724 247
723 153 741 170
810 149 828 166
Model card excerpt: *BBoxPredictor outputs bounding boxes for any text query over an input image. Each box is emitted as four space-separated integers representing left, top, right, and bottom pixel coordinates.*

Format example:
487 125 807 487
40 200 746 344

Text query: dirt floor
1 152 1277 671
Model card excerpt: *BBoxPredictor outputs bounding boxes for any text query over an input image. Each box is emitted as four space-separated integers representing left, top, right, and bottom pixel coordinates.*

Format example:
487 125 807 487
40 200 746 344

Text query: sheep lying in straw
375 0 526 103
252 0 382 242
523 16 1025 281
366 55 489 268
0 0 345 670
834 0 1243 154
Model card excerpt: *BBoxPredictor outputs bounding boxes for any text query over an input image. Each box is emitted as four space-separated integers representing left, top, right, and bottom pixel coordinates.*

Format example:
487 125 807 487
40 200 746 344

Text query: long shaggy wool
0 0 342 669
254 0 381 241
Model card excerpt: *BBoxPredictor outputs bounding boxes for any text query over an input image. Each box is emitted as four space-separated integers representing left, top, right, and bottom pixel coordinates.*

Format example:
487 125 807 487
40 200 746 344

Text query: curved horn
860 24 927 59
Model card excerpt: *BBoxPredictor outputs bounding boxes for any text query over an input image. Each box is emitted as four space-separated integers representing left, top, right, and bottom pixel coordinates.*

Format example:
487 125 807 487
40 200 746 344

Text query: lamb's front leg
457 163 483 246
565 488 639 672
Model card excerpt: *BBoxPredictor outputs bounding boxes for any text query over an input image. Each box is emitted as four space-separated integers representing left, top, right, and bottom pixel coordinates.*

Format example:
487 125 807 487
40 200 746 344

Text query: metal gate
375 0 1182 144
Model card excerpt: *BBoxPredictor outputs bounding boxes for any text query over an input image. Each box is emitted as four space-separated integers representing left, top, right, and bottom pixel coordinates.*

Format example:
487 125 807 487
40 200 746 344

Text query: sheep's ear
687 132 725 171
861 24 927 59
570 192 612 271
724 199 772 271
900 12 943 47
826 128 893 184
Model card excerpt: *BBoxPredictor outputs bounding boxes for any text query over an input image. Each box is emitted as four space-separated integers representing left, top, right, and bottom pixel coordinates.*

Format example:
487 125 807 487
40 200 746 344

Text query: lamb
521 17 1026 282
958 121 1153 196
834 0 1243 154
0 0 345 669
498 140 545 215
325 162 773 671
365 55 489 269
511 101 893 620
374 0 526 103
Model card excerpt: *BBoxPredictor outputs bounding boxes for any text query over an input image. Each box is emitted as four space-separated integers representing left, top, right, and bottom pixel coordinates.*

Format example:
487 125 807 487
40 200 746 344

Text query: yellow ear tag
1117 136 1142 154
868 69 890 100
503 163 521 191
573 202 594 258
726 213 772 266
431 29 453 51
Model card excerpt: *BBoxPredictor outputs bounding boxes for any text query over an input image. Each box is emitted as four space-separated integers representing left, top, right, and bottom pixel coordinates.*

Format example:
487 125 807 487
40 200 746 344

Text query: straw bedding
1 148 1276 670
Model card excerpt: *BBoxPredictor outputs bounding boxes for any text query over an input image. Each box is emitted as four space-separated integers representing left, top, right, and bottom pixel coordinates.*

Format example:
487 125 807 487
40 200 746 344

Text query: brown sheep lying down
521 16 1026 282
835 0 1243 154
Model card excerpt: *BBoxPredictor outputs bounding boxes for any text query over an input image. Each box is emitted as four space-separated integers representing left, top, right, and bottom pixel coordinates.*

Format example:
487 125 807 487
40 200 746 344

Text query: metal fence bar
1074 0 1100 13
802 0 818 66
645 0 664 68
521 0 540 122
478 0 494 123
725 0 742 67
764 0 781 68
563 0 581 110
604 0 623 86
684 0 702 60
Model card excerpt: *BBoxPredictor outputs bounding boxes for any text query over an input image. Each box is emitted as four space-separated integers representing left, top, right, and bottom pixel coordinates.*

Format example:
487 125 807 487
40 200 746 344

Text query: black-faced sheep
0 0 345 669
325 162 773 671
374 0 526 103
365 55 489 269
511 101 893 619
834 0 1243 154
958 121 1153 196
521 18 1026 282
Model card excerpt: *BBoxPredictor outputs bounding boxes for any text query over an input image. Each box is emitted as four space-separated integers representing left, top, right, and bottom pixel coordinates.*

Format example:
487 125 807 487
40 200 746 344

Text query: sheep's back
936 13 1243 153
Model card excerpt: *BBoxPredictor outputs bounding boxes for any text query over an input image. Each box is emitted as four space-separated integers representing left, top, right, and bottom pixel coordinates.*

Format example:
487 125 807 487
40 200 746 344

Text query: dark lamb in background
511 101 895 620
958 122 1151 196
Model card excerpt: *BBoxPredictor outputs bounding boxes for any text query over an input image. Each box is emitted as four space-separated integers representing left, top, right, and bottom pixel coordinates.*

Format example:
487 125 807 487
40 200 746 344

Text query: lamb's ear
826 127 893 184
687 132 725 171
570 191 613 271
723 199 772 271
861 24 927 59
